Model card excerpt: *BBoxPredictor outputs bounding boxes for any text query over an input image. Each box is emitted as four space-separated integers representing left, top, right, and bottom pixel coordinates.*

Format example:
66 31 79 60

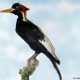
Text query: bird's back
16 19 44 41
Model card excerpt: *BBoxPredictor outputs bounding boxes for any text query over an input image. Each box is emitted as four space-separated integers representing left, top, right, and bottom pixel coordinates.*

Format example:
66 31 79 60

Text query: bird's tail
43 51 62 80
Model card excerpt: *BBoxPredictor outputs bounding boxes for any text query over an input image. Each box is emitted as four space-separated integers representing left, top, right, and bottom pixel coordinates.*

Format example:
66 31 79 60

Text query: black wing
24 20 45 41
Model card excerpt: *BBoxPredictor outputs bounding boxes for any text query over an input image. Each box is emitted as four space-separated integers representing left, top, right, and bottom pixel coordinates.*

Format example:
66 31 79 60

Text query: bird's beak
0 8 15 13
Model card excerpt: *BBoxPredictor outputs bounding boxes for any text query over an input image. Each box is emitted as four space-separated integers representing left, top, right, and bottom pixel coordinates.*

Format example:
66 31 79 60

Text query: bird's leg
31 53 38 58
28 53 38 62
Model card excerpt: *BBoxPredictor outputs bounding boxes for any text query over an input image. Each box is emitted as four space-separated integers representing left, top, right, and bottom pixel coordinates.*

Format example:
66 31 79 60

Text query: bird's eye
16 6 19 9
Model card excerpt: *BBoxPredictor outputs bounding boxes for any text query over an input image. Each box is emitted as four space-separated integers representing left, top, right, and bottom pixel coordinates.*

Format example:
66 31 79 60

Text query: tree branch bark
19 56 39 80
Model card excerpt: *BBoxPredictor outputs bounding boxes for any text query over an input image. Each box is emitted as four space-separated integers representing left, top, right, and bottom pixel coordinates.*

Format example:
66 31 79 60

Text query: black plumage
0 3 62 80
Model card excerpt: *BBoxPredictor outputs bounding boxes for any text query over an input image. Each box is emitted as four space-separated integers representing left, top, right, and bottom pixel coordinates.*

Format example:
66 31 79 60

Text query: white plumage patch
21 12 27 21
39 34 59 61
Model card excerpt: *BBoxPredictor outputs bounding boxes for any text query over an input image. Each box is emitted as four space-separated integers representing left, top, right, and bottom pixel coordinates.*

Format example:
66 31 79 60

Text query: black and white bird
0 3 62 80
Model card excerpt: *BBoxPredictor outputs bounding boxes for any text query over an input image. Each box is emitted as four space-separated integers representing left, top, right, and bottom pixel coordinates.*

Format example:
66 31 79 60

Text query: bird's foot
28 54 38 62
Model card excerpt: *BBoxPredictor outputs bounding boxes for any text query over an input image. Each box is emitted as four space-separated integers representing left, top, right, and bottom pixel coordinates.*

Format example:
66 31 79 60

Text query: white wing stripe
39 35 59 60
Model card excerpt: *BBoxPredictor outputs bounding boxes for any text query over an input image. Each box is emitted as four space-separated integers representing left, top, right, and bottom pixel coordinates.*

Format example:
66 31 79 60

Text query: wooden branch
19 56 39 80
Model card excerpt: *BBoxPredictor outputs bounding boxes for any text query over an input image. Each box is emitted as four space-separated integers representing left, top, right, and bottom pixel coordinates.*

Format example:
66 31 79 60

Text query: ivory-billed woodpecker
0 3 62 80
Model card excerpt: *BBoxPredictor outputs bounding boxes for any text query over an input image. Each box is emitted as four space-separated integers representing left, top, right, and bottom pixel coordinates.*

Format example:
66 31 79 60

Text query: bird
0 3 62 80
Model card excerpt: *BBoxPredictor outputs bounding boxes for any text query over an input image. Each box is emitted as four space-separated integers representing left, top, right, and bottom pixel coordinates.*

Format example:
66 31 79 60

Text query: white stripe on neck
21 12 27 21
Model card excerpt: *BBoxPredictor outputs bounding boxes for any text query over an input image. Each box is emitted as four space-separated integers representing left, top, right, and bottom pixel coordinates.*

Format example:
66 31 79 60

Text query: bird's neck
18 12 27 21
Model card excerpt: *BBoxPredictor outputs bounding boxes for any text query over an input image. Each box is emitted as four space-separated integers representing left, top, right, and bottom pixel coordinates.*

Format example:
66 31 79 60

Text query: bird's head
0 3 29 20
